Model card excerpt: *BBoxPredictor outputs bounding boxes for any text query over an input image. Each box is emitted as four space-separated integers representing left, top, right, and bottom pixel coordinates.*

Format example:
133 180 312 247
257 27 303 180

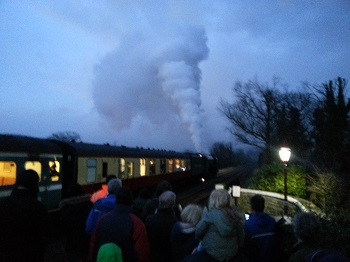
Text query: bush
249 163 307 198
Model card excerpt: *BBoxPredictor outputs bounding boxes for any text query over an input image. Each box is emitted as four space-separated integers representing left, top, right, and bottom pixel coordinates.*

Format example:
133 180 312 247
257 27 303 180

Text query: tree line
219 76 350 177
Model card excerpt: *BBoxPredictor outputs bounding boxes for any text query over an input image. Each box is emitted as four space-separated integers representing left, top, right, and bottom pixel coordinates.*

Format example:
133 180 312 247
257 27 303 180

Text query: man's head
158 190 176 209
107 178 122 195
250 194 265 213
15 169 39 195
115 187 133 206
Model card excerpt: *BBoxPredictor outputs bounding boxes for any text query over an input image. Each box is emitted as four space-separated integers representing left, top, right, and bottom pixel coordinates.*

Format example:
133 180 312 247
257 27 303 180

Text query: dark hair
115 187 133 206
250 194 265 212
106 174 117 184
16 169 39 194
155 180 172 197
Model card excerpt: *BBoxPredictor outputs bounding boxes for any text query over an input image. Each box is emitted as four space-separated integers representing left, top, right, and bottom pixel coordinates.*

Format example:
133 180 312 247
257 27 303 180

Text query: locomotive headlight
201 178 205 183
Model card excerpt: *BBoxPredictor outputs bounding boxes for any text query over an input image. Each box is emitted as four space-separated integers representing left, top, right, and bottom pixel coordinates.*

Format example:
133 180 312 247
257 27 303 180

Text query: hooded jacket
85 194 115 235
195 208 245 261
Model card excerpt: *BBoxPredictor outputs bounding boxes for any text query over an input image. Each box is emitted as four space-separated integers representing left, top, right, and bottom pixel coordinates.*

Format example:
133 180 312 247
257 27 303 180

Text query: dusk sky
1 1 350 154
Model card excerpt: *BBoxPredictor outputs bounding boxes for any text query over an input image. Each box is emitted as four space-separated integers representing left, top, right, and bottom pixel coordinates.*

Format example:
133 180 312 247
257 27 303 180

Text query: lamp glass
279 147 291 162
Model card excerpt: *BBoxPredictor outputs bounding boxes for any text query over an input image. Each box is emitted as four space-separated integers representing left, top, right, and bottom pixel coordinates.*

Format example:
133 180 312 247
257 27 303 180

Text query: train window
175 159 180 170
49 160 60 182
25 161 42 181
127 161 133 178
149 159 156 175
102 162 108 178
160 159 166 174
140 159 146 177
0 161 16 186
168 159 174 173
87 159 97 183
119 158 126 179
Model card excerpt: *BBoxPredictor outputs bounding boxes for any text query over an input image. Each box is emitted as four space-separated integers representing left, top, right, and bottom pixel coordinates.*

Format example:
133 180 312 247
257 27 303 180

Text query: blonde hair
181 204 203 226
208 189 243 226
208 189 231 210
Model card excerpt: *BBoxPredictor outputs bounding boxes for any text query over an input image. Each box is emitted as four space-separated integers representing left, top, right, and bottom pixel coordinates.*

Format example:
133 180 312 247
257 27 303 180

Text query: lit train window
149 159 156 175
25 161 42 181
0 161 16 186
175 159 180 169
49 160 60 182
87 159 97 183
140 159 146 177
168 159 173 173
120 158 126 179
127 161 133 178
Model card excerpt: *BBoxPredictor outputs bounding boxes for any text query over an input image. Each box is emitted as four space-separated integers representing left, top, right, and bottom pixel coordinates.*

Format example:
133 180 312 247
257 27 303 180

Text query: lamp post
279 147 291 216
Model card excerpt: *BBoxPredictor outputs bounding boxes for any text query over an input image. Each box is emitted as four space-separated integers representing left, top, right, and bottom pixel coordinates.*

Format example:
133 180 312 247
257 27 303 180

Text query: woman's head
208 189 231 210
181 204 203 226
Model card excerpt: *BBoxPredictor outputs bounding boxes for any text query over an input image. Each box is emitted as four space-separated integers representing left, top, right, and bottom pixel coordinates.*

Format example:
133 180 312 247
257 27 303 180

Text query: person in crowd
141 180 177 220
0 169 49 262
289 212 349 262
96 243 123 262
243 194 277 262
89 187 150 262
288 212 321 262
59 183 92 262
85 178 122 235
187 189 245 262
145 190 179 262
132 187 152 218
171 204 203 262
90 174 117 203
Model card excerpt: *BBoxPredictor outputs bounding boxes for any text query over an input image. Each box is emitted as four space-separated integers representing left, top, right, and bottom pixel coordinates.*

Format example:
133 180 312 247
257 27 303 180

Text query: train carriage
0 134 217 211
0 135 63 211
64 142 192 194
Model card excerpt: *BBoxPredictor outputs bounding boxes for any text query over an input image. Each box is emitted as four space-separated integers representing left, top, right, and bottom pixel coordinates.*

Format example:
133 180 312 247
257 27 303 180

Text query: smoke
93 25 209 152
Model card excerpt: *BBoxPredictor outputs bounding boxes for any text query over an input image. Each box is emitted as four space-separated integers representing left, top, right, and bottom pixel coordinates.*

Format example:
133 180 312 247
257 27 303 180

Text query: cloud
92 24 209 152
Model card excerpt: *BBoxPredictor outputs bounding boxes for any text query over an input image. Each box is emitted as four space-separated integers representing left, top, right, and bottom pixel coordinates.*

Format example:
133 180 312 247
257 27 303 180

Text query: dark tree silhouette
48 131 82 143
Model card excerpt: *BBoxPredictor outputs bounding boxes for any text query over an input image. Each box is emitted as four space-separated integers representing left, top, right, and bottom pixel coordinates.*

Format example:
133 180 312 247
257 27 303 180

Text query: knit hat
97 243 122 262
16 169 39 194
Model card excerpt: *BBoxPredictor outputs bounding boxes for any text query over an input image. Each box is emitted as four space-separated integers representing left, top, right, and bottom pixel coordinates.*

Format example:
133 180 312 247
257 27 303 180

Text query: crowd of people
0 170 348 262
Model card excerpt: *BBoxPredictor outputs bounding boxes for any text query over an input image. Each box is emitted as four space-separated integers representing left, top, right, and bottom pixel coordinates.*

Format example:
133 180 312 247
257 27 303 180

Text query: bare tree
219 79 280 163
48 131 82 142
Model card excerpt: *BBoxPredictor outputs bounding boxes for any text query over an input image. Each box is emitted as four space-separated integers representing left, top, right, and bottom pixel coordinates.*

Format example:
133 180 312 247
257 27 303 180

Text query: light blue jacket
195 208 245 261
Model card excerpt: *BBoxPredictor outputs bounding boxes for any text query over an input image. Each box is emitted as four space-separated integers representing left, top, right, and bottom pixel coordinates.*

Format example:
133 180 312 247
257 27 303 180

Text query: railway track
177 166 254 207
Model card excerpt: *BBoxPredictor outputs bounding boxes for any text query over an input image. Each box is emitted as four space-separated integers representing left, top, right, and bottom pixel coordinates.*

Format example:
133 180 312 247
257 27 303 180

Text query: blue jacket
85 194 115 235
244 212 277 262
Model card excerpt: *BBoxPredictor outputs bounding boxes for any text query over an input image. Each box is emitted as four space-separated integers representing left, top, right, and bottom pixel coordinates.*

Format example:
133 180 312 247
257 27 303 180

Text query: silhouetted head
250 194 265 213
105 174 117 184
158 190 176 209
107 178 122 195
15 169 39 195
155 180 172 197
115 187 133 206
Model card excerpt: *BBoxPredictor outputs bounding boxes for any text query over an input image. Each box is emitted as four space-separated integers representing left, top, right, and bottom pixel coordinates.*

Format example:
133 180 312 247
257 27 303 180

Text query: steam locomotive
0 134 217 211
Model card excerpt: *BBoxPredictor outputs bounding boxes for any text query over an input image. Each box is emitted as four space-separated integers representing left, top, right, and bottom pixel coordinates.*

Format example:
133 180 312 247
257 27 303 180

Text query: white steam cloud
93 25 209 152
